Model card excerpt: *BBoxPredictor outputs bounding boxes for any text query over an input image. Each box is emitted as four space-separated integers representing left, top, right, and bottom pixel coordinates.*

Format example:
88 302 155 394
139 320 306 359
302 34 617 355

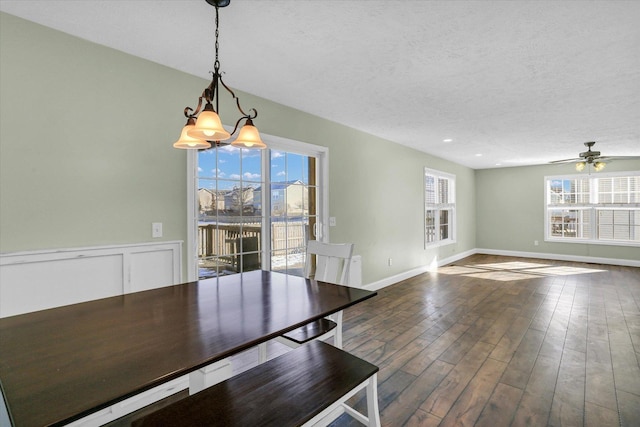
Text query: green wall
0 12 477 285
476 160 640 261
0 12 196 252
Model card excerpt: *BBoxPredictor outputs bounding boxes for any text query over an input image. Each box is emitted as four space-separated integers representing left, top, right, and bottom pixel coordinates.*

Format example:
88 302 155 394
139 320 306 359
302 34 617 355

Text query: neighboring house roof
198 188 227 196
254 180 304 192
223 186 256 197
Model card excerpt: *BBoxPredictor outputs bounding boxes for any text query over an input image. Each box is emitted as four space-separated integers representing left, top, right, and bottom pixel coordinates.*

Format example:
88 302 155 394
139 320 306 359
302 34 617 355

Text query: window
424 167 456 247
545 172 640 245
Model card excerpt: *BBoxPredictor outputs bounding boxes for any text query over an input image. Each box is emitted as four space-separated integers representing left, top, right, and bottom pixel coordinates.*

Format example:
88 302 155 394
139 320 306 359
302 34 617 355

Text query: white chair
258 240 354 363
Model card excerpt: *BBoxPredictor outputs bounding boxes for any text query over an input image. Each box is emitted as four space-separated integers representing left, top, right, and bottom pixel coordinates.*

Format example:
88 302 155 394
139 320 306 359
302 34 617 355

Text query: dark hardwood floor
109 254 639 426
330 254 640 427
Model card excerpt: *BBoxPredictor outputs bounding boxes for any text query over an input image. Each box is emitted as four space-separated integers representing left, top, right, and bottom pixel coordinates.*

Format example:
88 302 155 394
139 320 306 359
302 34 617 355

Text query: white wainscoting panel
129 248 178 293
0 254 124 318
0 241 182 318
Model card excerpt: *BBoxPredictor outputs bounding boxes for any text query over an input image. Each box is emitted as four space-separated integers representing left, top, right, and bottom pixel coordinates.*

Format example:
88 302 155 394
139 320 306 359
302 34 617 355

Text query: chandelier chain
214 4 220 70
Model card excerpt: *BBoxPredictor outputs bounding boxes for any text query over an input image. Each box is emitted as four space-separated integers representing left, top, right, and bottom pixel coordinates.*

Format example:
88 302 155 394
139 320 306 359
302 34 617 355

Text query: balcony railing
198 220 308 277
199 223 262 258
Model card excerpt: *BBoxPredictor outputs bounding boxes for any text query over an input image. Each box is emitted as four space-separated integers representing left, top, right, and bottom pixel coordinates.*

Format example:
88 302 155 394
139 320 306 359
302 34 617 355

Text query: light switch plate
152 222 163 238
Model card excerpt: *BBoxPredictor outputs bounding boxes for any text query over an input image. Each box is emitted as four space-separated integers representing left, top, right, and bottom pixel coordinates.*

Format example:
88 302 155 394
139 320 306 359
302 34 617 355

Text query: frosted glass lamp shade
594 161 606 171
231 120 266 149
187 106 231 141
575 162 586 172
173 121 211 149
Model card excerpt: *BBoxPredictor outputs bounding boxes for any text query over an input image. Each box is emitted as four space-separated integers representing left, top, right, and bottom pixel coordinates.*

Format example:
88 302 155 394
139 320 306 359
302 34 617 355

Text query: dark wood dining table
0 270 376 426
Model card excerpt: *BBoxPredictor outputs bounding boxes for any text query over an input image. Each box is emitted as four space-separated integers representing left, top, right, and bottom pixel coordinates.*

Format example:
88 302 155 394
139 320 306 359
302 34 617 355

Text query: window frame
544 171 640 247
424 167 456 248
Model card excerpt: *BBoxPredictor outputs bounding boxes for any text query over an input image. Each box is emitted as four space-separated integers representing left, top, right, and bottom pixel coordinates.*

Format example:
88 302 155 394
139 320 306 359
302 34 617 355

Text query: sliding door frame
186 135 328 281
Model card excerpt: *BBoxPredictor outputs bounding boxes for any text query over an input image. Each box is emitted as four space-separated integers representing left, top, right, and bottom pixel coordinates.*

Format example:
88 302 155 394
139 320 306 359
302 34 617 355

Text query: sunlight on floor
465 271 542 281
474 261 552 270
437 260 608 282
522 265 607 276
435 265 487 275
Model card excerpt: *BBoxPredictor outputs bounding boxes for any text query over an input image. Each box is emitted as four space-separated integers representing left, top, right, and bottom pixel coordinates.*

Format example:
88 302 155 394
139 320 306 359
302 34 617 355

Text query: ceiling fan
550 141 640 172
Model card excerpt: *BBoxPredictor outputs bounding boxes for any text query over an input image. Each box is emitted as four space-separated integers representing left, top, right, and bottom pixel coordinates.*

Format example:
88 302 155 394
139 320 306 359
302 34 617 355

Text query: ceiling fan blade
550 141 639 165
597 155 640 161
549 158 581 164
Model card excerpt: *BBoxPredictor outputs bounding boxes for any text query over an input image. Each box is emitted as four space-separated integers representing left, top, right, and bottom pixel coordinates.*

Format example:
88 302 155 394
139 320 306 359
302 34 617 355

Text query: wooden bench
132 341 381 426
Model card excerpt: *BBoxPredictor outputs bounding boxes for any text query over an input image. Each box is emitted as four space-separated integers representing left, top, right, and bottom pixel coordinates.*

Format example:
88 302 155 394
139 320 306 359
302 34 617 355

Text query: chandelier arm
228 116 247 136
184 99 202 119
218 74 258 119
246 108 258 120
212 71 219 112
204 77 215 104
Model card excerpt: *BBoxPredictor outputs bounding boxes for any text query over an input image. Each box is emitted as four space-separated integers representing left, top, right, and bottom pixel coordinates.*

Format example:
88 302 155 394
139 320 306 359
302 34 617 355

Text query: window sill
425 239 457 249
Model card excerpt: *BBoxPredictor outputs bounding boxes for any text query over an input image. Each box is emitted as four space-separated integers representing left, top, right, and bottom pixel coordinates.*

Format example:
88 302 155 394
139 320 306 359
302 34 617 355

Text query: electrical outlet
152 222 163 238
388 258 393 266
329 217 336 227
534 240 539 246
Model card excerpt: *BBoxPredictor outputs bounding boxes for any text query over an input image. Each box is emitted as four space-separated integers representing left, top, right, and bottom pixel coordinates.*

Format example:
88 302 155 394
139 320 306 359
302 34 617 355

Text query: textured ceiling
1 0 639 169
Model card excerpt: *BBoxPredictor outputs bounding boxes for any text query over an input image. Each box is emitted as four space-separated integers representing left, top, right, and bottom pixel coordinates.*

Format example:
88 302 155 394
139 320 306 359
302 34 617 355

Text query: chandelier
173 0 265 150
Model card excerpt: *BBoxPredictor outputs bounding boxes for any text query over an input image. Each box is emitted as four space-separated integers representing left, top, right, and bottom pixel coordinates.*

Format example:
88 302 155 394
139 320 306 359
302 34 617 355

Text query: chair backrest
304 240 354 286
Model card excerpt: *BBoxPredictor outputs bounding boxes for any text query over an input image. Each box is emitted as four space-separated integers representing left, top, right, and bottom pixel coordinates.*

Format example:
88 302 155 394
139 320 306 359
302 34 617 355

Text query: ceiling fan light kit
173 0 265 150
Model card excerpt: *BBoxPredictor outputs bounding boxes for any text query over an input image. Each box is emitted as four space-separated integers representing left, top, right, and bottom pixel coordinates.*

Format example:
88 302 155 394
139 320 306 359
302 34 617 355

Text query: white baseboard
439 249 478 266
475 248 640 268
363 247 638 291
363 249 476 291
363 266 430 291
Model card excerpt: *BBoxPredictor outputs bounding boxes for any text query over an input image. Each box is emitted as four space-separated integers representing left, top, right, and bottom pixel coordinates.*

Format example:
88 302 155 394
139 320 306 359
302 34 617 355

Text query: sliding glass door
189 137 327 280
195 145 263 279
266 150 316 277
